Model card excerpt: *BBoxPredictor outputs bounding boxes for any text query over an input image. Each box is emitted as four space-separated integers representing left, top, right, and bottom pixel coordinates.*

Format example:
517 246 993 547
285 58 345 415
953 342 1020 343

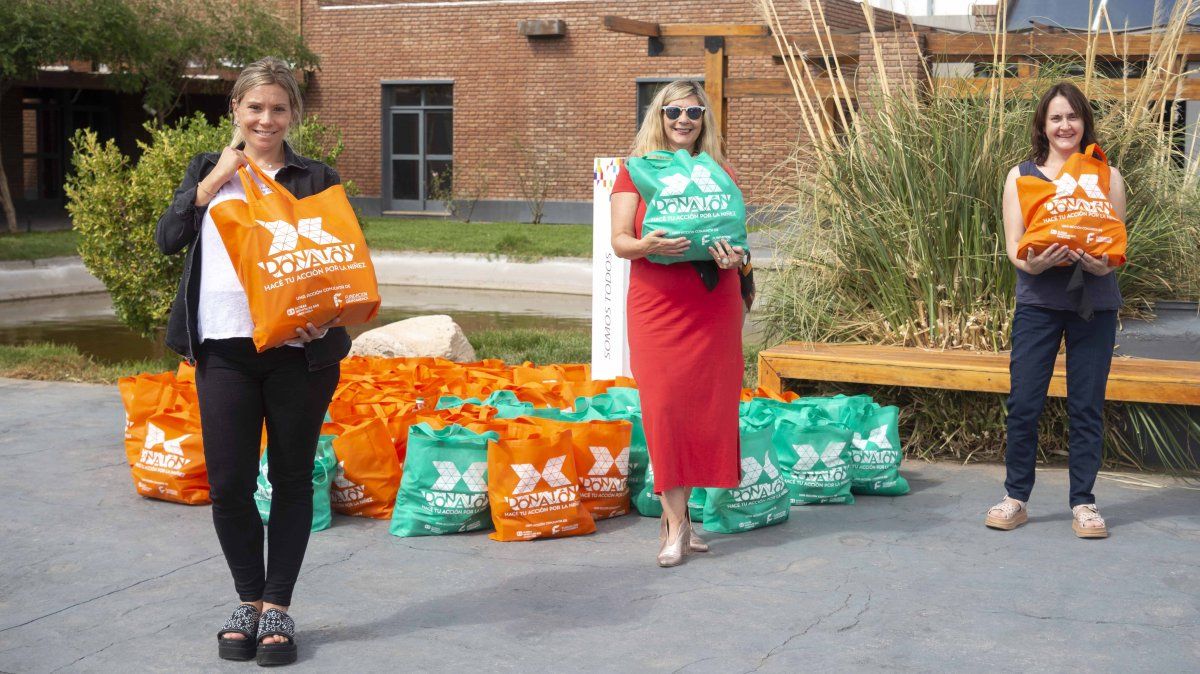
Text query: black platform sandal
256 608 298 666
217 603 260 661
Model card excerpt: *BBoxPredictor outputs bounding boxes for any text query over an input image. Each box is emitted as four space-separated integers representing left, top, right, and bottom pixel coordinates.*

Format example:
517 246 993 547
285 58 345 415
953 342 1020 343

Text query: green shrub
66 113 354 336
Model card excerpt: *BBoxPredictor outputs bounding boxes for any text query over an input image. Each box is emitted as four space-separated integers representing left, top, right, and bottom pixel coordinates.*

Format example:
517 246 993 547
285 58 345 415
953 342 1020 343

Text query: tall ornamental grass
756 0 1200 473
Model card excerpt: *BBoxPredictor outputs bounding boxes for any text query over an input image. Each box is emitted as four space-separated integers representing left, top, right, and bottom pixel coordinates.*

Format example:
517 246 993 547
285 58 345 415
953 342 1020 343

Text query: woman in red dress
610 80 745 567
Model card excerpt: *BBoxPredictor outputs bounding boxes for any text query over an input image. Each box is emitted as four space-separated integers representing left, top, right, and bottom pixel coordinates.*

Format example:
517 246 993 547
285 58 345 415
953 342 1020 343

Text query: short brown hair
1029 82 1098 164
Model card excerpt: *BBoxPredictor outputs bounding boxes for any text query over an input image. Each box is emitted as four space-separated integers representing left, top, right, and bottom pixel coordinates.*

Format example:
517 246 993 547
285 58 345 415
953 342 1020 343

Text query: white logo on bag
851 425 900 464
582 446 630 494
432 461 488 492
424 460 489 509
792 441 847 472
256 216 358 279
730 455 786 502
653 164 732 215
333 460 355 488
260 217 341 255
587 447 630 477
1052 173 1106 200
331 460 368 504
1044 171 1115 219
738 455 781 488
852 425 892 451
139 422 192 470
510 455 570 494
659 164 722 196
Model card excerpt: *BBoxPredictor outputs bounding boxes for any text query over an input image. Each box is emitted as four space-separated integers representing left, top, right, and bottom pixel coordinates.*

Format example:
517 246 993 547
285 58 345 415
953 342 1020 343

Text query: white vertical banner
591 158 632 379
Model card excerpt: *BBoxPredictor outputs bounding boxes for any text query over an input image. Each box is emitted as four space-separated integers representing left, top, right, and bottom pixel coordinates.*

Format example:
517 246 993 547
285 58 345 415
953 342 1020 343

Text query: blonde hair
631 80 724 163
229 57 303 148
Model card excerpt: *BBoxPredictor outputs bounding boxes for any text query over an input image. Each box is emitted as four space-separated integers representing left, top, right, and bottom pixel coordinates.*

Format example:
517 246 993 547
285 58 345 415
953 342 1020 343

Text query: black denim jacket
155 143 352 370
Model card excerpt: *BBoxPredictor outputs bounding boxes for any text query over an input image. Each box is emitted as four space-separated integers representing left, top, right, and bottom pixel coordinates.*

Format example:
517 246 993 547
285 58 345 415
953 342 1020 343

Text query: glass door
388 111 422 210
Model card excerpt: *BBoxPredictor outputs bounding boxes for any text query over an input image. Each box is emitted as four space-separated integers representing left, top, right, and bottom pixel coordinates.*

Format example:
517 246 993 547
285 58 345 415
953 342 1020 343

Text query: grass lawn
0 343 181 384
0 219 591 262
364 218 591 260
470 328 591 365
0 230 79 262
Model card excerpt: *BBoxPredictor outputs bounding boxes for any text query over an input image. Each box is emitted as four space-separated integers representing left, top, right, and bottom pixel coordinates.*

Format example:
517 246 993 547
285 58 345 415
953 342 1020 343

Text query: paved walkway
1 378 1197 673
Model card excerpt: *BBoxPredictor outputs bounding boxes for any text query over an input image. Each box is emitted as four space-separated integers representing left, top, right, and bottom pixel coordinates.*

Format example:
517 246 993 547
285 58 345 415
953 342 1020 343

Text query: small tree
430 166 490 222
109 0 318 122
511 135 551 224
66 113 351 336
0 0 136 232
0 0 317 232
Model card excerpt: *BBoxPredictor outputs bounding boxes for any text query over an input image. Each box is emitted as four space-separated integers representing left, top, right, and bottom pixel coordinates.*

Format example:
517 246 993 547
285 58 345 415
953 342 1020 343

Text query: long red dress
612 164 742 493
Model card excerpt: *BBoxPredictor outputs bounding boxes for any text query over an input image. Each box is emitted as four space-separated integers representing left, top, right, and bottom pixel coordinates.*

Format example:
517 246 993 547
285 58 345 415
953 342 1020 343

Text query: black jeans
1005 305 1117 508
195 338 339 606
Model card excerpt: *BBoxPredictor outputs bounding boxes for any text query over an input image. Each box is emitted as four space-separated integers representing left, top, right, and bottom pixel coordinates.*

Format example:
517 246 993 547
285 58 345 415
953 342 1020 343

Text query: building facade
290 0 903 222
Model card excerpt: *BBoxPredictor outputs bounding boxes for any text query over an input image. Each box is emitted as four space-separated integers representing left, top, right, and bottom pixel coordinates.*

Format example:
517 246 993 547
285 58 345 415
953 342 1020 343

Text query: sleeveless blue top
1014 161 1123 311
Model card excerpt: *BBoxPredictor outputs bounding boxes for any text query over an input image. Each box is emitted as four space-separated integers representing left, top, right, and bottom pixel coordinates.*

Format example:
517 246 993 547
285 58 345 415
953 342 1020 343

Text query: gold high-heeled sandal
657 519 691 567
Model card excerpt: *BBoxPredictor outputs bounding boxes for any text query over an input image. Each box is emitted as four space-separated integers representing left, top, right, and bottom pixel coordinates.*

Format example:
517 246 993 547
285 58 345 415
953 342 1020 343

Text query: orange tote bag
1016 144 1127 266
330 417 402 519
519 417 632 520
126 408 210 505
209 159 381 351
487 429 596 541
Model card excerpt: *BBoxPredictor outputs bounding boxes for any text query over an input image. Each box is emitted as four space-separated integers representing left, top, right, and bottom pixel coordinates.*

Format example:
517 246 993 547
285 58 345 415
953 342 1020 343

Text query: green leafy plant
66 113 353 336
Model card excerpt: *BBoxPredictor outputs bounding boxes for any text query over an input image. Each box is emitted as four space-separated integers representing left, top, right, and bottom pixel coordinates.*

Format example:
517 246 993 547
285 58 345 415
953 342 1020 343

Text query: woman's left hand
707 240 745 270
292 317 340 344
1073 251 1115 276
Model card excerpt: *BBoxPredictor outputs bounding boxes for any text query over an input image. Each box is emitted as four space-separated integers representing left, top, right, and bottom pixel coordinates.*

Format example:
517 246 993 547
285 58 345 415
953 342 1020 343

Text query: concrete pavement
1 378 1197 673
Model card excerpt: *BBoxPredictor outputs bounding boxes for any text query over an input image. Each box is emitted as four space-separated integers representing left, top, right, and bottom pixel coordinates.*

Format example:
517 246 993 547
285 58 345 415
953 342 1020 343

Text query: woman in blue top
986 82 1123 538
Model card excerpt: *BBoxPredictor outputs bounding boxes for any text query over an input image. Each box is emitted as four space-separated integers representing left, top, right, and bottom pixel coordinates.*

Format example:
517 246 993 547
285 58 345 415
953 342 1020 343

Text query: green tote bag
390 423 500 537
255 435 338 533
625 149 747 264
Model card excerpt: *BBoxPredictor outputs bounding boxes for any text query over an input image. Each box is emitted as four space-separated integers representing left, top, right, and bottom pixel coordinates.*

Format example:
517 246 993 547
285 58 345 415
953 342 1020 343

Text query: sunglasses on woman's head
662 106 706 121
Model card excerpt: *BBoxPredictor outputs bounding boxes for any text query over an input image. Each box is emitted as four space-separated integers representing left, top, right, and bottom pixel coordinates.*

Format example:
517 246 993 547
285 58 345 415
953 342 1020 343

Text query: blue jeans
1005 305 1117 507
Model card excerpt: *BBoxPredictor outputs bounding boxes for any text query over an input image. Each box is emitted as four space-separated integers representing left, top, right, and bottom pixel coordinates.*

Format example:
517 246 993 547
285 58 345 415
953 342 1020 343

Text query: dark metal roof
1006 0 1200 32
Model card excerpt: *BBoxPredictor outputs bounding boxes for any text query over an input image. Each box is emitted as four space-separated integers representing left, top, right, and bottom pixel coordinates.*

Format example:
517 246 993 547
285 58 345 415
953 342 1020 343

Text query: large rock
349 314 476 361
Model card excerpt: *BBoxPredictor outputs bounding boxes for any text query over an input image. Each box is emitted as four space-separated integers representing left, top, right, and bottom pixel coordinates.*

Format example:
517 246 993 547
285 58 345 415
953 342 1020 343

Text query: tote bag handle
1082 143 1107 164
234 156 299 207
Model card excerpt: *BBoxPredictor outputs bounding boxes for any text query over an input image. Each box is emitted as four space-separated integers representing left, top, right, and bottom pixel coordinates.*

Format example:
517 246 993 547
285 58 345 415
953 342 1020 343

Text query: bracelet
197 182 217 198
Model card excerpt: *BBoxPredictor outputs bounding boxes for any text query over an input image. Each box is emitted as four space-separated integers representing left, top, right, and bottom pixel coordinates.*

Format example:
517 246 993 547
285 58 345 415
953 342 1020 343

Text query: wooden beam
727 77 843 99
704 37 728 139
659 23 769 37
925 32 1200 58
756 342 1200 406
933 77 1200 100
603 15 659 37
725 75 1200 100
655 34 860 58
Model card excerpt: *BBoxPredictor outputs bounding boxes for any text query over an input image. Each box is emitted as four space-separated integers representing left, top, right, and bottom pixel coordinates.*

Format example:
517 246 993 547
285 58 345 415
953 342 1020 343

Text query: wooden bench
757 342 1200 406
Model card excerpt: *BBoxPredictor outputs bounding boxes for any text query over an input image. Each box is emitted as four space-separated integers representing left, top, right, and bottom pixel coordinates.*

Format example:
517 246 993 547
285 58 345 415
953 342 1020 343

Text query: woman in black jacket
156 57 348 666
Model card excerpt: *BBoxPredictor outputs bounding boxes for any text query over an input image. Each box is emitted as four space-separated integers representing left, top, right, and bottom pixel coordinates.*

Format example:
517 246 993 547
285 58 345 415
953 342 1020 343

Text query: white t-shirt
197 167 280 343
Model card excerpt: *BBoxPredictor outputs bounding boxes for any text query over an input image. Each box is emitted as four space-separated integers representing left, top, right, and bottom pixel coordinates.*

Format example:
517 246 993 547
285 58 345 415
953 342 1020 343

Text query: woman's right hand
1024 243 1072 274
640 229 690 258
195 147 247 207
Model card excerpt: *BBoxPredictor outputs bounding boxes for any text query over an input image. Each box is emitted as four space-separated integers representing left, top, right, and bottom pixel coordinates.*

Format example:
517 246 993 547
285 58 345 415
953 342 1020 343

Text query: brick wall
22 105 36 199
855 31 928 119
299 0 910 209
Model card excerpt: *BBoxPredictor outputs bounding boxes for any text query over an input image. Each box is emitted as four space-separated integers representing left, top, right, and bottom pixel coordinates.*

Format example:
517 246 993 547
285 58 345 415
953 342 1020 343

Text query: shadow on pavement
302 566 646 656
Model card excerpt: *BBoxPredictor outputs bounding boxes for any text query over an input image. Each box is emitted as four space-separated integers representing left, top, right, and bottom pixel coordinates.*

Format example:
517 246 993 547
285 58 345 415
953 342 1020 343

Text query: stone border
0 248 778 302
0 252 593 302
